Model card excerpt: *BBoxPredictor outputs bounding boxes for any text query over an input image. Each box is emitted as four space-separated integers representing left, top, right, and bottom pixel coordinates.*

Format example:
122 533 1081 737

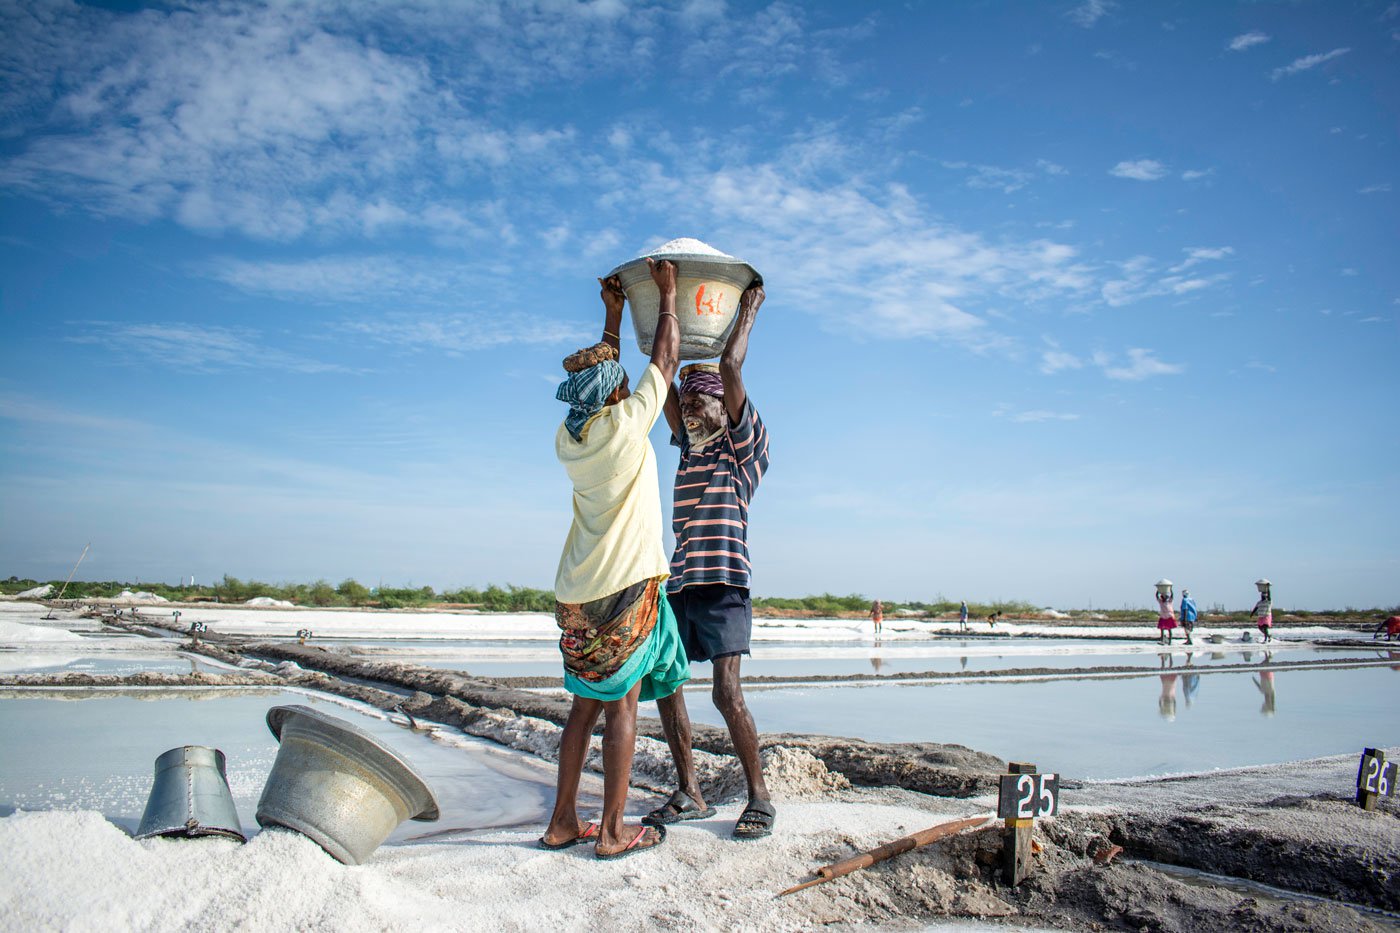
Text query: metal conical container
136 745 246 842
256 705 439 866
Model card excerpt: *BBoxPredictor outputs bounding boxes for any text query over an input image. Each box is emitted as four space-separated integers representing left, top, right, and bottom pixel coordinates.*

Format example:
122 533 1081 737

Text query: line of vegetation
0 576 555 612
3 576 1393 618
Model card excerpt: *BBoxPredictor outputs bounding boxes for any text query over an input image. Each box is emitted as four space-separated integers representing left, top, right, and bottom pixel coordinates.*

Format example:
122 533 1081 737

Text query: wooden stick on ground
776 814 990 898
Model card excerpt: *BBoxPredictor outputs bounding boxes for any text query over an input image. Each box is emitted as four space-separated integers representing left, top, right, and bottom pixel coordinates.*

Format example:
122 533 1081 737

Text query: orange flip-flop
595 824 666 861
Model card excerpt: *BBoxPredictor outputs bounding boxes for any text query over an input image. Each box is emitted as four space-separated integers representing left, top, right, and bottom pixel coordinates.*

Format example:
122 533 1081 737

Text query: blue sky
1 0 1396 609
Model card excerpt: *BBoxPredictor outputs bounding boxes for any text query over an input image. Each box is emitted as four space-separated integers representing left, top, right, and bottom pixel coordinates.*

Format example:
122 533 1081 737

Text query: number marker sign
998 772 1060 820
1356 748 1397 810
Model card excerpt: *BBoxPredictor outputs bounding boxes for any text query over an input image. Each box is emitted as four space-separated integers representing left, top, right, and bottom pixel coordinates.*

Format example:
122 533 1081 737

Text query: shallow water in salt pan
668 661 1400 780
339 637 1374 680
0 690 560 844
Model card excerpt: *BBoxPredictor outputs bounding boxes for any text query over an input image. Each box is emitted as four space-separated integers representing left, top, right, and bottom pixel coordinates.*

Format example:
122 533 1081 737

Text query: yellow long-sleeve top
553 363 670 604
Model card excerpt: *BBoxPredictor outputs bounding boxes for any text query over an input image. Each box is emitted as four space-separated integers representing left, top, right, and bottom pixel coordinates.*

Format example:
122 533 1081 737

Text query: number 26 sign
997 772 1060 819
1358 750 1397 798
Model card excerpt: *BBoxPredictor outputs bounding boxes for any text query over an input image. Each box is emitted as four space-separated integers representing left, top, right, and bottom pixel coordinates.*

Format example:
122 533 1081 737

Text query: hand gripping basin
255 705 439 865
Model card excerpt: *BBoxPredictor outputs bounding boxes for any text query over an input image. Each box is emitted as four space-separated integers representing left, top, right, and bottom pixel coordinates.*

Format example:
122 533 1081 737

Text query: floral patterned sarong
555 577 661 683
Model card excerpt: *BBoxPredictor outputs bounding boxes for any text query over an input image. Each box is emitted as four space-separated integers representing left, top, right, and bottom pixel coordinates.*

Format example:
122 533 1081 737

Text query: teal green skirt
563 591 690 703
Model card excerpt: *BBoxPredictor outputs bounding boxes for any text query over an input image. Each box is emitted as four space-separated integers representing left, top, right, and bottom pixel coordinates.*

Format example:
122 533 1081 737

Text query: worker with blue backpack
1179 589 1200 645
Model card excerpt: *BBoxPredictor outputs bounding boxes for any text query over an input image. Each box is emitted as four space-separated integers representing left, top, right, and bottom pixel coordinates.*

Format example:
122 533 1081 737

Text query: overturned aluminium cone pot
136 745 246 842
256 705 439 866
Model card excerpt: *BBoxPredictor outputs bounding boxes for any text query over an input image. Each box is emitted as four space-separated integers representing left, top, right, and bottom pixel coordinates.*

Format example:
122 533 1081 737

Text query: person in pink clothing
1156 586 1177 645
1251 579 1273 644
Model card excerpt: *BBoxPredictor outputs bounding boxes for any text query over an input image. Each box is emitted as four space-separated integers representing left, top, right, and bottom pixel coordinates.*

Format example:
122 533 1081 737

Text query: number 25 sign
997 772 1060 819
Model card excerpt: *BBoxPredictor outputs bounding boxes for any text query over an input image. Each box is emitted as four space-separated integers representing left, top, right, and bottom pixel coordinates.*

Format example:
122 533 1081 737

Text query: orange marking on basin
694 284 726 316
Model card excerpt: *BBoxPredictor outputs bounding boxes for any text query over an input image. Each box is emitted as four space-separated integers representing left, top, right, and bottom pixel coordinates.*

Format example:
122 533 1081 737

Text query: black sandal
642 790 716 826
732 799 776 840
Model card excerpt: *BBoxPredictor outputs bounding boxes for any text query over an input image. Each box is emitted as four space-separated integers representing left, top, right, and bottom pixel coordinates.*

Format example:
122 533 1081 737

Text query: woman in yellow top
539 258 686 861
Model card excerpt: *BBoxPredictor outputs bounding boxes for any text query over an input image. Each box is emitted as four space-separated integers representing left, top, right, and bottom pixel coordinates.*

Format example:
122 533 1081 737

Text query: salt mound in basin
245 597 296 608
16 584 54 599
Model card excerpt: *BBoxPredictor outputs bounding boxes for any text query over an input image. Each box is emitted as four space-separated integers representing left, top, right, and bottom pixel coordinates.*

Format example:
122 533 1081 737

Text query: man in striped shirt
643 280 775 840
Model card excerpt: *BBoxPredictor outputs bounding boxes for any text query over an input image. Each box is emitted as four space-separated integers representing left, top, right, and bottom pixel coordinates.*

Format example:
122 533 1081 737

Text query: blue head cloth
556 360 625 441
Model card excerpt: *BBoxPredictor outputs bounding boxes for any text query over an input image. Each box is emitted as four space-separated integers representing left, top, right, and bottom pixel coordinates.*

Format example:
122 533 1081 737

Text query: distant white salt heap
114 590 169 604
245 597 296 608
16 584 53 599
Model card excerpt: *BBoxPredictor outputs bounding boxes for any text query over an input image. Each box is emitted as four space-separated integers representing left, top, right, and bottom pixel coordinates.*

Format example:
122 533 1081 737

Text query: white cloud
1181 168 1212 181
1012 410 1081 423
1040 348 1083 375
585 148 1096 343
1228 32 1270 51
1093 50 1136 71
1110 159 1168 181
0 393 152 433
1169 246 1234 273
1067 1 1114 28
942 161 1031 194
943 158 1069 193
1270 48 1351 81
208 256 495 305
1093 348 1183 381
0 1 846 240
66 322 351 374
1101 250 1231 306
344 314 586 354
1358 183 1391 194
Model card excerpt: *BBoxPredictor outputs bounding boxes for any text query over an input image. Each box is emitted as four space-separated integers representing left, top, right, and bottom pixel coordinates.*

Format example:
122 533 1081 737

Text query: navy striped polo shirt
668 399 769 592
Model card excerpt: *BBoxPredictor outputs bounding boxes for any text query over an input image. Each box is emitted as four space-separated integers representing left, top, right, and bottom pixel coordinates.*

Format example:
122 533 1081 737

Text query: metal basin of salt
608 238 761 360
256 704 439 865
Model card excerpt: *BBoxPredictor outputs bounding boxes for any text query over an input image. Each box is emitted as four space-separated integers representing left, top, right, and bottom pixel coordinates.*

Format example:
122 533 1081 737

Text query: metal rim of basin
265 704 439 822
607 252 761 288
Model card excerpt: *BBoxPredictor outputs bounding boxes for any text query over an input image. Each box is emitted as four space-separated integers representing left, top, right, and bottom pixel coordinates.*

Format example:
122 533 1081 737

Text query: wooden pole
54 542 90 600
776 815 989 897
1003 762 1036 886
44 543 90 619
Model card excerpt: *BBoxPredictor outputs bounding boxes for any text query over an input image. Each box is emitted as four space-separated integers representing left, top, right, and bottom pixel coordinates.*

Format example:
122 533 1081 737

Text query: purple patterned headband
681 370 724 398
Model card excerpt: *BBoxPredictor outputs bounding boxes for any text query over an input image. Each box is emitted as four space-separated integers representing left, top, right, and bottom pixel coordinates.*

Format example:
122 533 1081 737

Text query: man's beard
685 415 723 446
685 424 718 446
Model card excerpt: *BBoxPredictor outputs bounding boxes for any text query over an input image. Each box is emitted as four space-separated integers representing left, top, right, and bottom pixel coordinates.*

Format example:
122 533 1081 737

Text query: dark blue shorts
669 584 751 663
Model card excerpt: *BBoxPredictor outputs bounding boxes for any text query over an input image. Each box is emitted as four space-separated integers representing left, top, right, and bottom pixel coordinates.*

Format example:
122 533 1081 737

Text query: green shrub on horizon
2 575 1393 617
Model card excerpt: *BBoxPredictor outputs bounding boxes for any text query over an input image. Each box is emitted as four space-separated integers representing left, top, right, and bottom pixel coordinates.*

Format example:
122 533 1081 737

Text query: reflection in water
682 664 1399 779
1158 652 1174 670
869 656 884 674
959 656 968 671
1158 673 1178 720
1182 653 1200 708
1253 671 1277 716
